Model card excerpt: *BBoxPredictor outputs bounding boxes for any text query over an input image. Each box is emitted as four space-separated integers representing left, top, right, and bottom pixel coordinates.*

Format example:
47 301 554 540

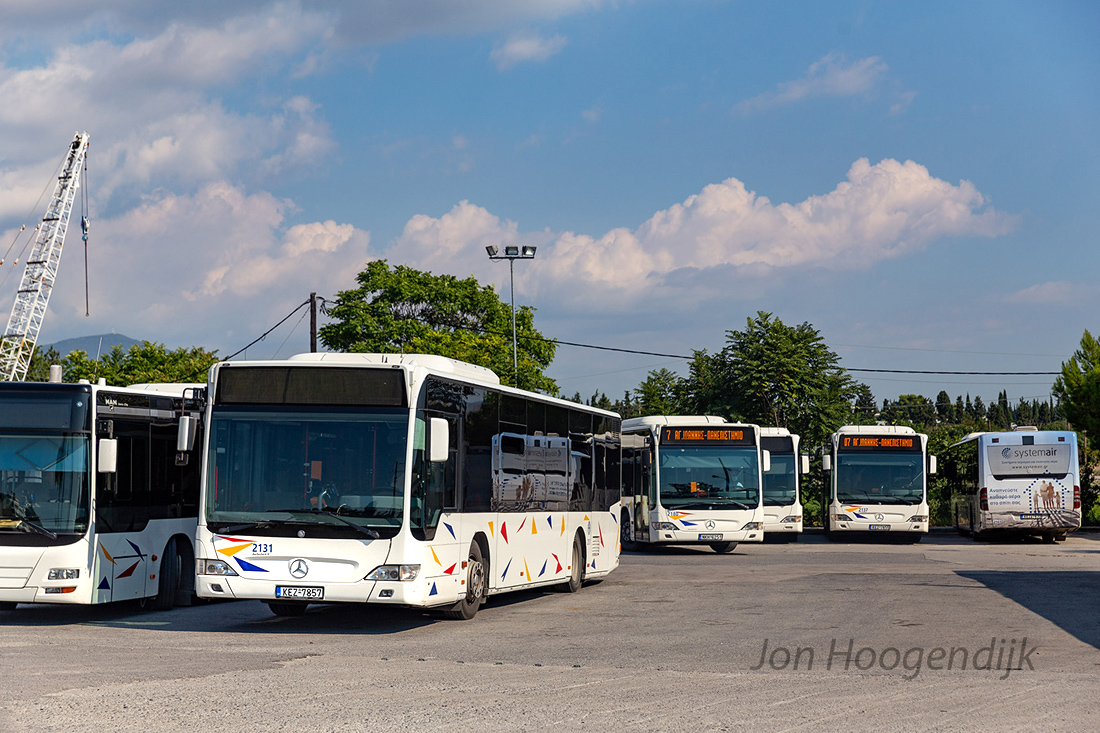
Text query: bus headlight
654 522 678 531
198 559 239 576
366 565 420 581
833 514 850 522
780 516 800 524
741 522 762 531
906 515 928 523
47 568 80 580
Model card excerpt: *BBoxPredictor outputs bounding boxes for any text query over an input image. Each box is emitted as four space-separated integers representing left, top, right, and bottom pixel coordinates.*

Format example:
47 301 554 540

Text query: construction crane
0 131 90 381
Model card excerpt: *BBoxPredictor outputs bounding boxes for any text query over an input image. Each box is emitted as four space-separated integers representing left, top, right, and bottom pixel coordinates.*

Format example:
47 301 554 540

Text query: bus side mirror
761 449 771 473
429 417 449 463
929 455 937 475
822 454 832 472
98 439 118 474
177 415 198 452
801 455 810 474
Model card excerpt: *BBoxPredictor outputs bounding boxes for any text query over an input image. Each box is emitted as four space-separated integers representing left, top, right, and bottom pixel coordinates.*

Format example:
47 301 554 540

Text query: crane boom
0 131 89 381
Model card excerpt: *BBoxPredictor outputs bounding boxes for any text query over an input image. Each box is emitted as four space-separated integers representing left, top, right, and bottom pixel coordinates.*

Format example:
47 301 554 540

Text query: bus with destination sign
822 425 934 541
194 353 621 619
944 428 1080 542
760 427 809 538
620 416 766 553
0 378 203 611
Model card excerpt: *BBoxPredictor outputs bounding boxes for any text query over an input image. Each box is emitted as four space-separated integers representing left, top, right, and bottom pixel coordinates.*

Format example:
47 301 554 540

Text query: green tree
25 346 62 382
320 260 557 393
1053 330 1100 437
634 368 686 415
935 390 954 424
691 312 862 449
883 394 936 427
61 342 218 385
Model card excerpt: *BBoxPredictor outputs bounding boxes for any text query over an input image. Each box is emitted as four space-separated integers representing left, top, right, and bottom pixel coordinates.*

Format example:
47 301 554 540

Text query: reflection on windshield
836 452 925 504
763 454 797 506
0 435 90 534
659 445 760 507
206 409 408 538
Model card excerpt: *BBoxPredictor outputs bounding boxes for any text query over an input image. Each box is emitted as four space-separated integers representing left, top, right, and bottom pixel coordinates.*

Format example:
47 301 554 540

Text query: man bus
822 425 934 542
760 427 808 539
620 416 765 553
194 352 621 619
0 377 202 610
945 427 1080 542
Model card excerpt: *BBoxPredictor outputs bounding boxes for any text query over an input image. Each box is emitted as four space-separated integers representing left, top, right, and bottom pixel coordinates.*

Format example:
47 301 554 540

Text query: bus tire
150 537 181 611
0 602 16 611
268 601 308 617
556 532 586 593
823 514 835 541
445 541 486 620
710 542 736 553
620 510 637 552
1055 533 1067 542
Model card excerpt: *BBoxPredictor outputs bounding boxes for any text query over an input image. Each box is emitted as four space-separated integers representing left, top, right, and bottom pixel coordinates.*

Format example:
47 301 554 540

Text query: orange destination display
838 435 921 451
660 426 755 446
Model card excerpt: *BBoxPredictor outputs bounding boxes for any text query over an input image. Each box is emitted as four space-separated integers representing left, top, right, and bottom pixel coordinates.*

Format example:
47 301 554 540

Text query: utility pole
310 292 317 353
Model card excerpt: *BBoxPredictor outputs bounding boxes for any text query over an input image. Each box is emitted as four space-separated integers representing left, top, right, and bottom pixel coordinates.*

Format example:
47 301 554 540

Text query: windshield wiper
671 501 755 511
214 518 293 534
297 509 381 539
237 509 381 540
4 505 57 540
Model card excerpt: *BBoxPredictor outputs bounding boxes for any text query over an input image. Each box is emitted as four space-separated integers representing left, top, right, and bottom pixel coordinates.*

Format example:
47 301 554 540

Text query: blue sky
0 0 1097 407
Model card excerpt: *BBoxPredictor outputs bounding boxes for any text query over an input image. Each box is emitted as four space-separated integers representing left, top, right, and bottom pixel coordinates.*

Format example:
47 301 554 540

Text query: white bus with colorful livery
760 427 808 538
0 378 202 610
195 353 621 619
620 416 765 553
822 425 933 542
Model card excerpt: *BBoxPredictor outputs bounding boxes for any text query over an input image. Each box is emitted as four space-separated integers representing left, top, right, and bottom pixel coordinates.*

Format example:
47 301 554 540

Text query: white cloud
389 159 1018 312
34 182 371 349
491 31 569 70
1005 281 1076 305
736 53 889 113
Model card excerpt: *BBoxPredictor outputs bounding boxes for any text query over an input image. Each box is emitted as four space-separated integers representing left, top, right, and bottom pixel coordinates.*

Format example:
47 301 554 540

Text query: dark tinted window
217 367 406 407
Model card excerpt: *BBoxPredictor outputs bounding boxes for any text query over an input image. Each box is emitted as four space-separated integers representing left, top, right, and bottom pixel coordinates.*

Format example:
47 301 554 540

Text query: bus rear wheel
710 542 736 553
620 510 637 552
268 601 308 617
445 541 486 620
555 533 585 593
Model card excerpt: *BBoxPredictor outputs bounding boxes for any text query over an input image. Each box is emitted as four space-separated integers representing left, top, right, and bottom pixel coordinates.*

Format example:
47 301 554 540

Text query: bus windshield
205 407 409 538
763 453 797 507
0 434 90 535
659 445 760 508
836 452 925 504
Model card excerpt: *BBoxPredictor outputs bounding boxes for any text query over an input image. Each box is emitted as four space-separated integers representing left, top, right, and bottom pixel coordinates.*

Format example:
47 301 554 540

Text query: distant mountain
44 333 142 358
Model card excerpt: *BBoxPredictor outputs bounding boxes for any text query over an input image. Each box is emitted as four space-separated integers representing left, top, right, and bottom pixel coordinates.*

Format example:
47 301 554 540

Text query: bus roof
622 415 730 431
950 429 1077 449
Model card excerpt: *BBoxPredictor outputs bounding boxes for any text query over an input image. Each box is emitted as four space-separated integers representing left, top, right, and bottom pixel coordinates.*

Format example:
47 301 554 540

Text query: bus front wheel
445 541 486 620
710 542 736 553
268 601 308 617
150 537 181 611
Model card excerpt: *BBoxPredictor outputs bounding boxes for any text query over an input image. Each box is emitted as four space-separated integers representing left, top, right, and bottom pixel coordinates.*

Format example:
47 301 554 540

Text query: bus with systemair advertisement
822 425 934 542
194 353 621 619
945 427 1080 542
620 416 766 553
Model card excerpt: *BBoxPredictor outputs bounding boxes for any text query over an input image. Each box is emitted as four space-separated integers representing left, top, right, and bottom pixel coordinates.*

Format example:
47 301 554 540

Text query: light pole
485 244 536 386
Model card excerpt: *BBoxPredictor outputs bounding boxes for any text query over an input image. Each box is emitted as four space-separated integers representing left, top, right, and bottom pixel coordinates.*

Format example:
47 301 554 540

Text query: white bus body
760 427 808 537
620 416 765 553
947 428 1080 541
0 381 202 610
823 425 932 541
195 353 621 619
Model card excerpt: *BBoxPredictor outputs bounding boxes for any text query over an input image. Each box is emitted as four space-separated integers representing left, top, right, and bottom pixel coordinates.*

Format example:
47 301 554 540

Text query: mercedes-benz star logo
289 559 309 579
705 520 716 530
875 514 885 522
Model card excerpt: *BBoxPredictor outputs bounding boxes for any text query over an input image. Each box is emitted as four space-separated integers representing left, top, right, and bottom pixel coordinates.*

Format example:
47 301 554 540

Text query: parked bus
946 428 1080 542
0 378 203 610
760 427 808 539
822 425 933 542
194 353 621 619
620 416 765 553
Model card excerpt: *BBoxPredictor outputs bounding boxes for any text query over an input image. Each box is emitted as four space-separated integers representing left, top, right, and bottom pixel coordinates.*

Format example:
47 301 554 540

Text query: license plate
868 524 891 531
698 533 723 541
275 586 324 600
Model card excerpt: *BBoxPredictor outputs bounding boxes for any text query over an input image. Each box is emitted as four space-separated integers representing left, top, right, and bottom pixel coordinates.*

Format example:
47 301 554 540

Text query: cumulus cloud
390 159 1018 311
491 31 569 70
1005 281 1076 305
36 182 371 348
736 53 889 113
